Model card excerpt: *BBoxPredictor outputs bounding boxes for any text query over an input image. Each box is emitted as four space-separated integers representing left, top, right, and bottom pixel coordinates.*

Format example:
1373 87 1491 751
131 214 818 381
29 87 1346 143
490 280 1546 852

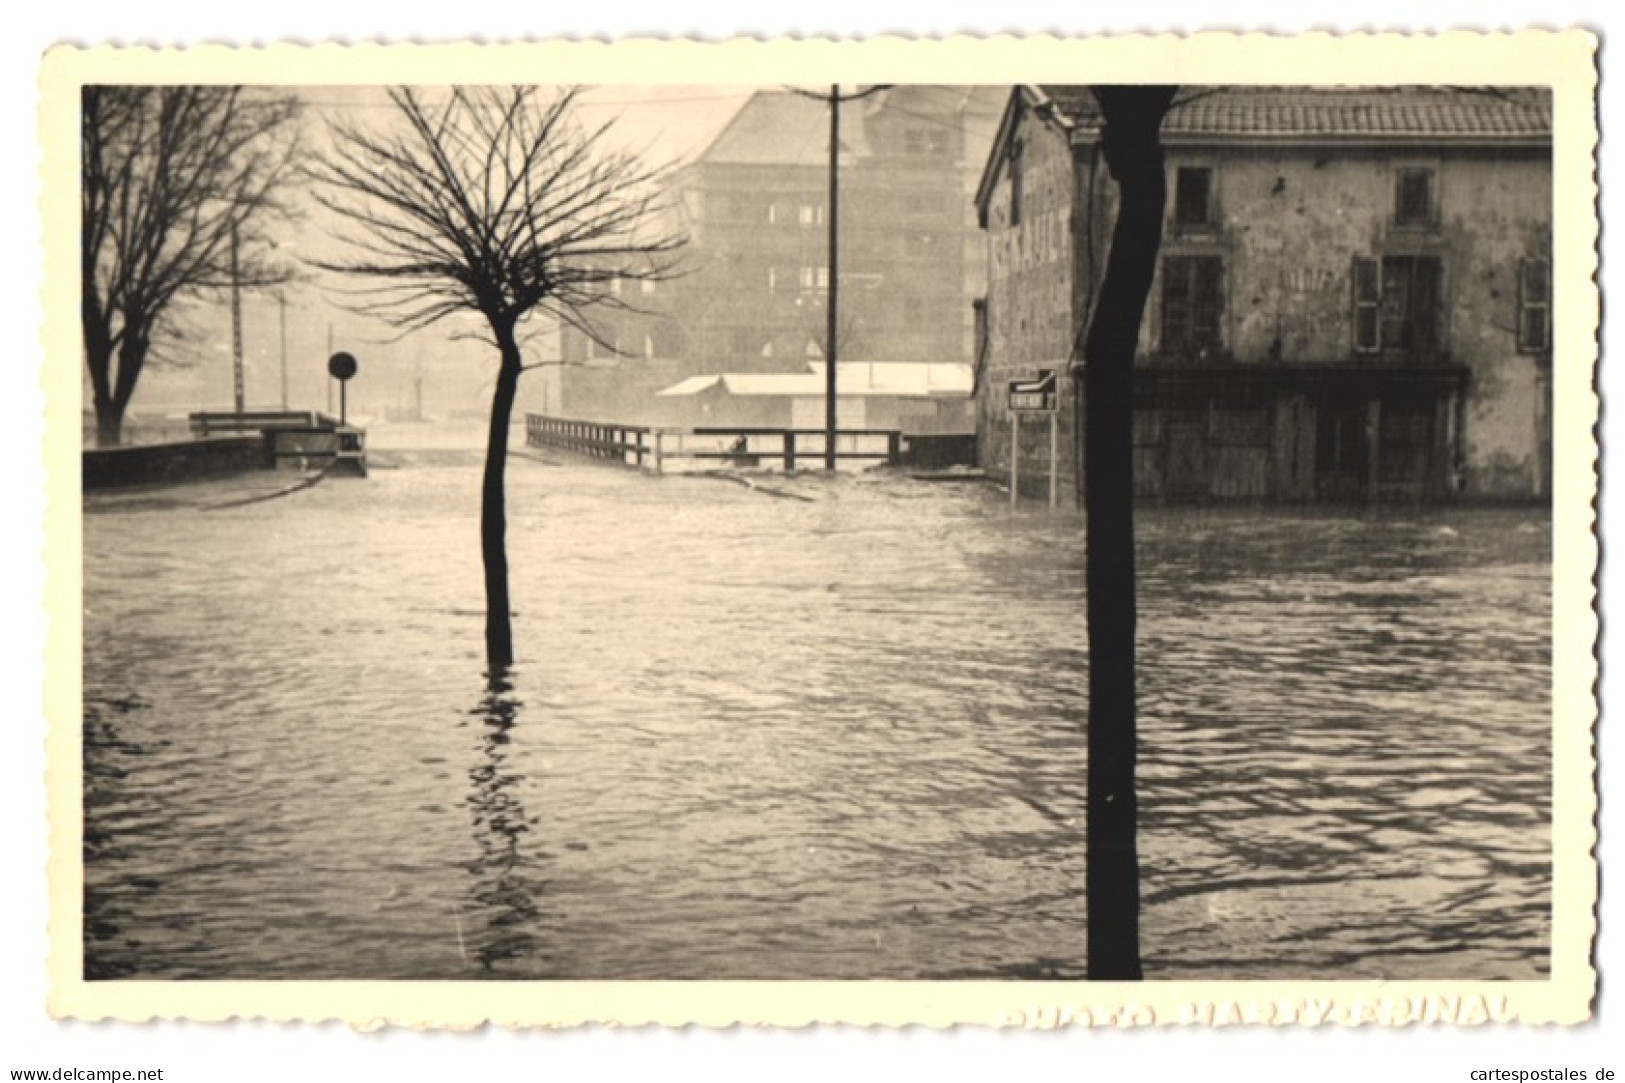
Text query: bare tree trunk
86 347 121 448
1083 86 1176 982
483 325 523 669
93 400 122 449
82 288 121 448
85 341 143 449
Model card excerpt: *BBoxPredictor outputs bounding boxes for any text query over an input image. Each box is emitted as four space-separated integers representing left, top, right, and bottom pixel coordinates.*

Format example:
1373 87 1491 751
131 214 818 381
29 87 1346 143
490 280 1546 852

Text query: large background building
553 85 1004 427
975 85 1553 503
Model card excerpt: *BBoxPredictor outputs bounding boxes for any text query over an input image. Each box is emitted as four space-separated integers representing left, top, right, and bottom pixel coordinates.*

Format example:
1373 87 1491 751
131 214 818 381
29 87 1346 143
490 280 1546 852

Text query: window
1173 166 1214 228
1518 257 1551 352
799 266 829 290
1379 256 1442 353
1394 169 1436 226
609 276 622 297
767 203 777 224
641 279 657 295
767 266 777 292
1353 258 1381 352
798 204 824 226
1352 255 1443 354
1160 255 1224 357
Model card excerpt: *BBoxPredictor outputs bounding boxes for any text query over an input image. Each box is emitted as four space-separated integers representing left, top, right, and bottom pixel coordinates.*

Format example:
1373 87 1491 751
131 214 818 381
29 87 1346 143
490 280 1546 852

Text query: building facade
556 86 1004 427
975 86 1554 503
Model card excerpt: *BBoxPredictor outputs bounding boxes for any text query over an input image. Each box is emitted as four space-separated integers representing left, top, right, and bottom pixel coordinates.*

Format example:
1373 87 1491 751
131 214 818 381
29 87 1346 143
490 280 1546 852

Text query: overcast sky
160 85 764 415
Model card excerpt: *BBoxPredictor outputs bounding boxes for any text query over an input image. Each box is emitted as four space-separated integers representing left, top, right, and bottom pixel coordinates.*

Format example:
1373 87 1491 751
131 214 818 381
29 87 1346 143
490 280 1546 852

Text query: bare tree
800 298 865 366
309 86 684 668
81 86 302 447
1078 85 1178 981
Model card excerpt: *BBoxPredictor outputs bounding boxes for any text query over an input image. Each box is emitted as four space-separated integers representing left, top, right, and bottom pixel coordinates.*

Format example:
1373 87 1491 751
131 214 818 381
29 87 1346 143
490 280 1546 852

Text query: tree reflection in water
463 667 549 974
82 696 157 980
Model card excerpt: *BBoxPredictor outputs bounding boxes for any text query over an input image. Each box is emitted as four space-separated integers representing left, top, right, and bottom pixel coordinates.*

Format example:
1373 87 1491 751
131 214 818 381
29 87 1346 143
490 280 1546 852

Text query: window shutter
1519 257 1551 352
1352 257 1381 353
1429 258 1449 354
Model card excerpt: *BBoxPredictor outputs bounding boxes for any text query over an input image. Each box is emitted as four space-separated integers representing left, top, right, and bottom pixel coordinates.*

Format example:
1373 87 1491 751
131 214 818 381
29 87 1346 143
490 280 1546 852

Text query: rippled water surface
82 438 1551 980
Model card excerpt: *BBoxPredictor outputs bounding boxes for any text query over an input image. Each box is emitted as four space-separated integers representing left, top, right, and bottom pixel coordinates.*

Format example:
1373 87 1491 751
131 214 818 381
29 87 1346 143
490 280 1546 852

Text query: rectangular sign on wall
1009 369 1058 413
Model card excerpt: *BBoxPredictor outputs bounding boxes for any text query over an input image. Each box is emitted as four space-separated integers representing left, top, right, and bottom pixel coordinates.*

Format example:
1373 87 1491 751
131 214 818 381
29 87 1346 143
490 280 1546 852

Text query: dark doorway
1165 413 1208 498
1377 397 1436 497
1315 399 1368 501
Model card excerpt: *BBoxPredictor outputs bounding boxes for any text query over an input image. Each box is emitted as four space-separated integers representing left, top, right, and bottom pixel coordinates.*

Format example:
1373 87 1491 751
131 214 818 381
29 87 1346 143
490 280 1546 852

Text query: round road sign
328 352 359 381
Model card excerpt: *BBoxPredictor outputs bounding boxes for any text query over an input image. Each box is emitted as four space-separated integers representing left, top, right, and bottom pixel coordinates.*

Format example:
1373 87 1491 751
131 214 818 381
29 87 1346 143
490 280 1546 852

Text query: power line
294 90 761 110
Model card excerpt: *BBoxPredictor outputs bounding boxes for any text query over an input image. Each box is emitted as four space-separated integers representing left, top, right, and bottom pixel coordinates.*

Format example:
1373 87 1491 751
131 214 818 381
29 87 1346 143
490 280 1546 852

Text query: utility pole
824 84 839 471
230 225 244 414
790 83 891 470
278 290 289 411
326 323 335 415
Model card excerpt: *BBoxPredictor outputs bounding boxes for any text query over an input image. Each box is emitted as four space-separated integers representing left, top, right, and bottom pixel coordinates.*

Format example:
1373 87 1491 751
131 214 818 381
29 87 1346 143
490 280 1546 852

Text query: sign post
1050 408 1060 509
1010 415 1020 506
1008 369 1060 507
328 351 359 426
230 226 244 415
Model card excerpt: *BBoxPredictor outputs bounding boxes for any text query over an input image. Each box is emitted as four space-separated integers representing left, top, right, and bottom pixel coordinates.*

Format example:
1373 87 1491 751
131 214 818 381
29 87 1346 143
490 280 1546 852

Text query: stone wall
980 110 1083 502
83 435 268 491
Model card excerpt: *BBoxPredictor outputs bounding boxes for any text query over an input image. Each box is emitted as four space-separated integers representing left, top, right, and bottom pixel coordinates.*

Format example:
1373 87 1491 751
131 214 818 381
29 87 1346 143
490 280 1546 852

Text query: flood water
82 434 1552 980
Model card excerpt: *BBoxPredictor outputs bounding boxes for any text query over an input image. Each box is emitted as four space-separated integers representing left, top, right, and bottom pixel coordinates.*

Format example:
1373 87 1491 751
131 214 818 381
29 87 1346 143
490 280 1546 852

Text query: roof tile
1036 85 1551 140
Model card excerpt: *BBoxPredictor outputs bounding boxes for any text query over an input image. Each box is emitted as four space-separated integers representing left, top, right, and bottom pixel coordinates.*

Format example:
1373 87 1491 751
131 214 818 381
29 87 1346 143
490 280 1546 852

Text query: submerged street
82 436 1552 981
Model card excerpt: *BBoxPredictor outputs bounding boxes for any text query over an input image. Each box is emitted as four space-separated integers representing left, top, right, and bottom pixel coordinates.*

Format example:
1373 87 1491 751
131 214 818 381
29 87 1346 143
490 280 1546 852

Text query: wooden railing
525 415 903 474
525 417 657 467
189 410 341 437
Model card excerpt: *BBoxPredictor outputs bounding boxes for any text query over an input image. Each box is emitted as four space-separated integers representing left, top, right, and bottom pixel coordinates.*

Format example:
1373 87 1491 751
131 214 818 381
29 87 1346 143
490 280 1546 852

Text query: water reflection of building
974 86 1553 504
555 86 1004 426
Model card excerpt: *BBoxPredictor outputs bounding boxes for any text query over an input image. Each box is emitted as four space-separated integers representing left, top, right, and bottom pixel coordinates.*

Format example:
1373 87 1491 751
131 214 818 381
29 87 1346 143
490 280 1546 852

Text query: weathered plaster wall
977 112 1553 502
1443 152 1554 497
1155 144 1551 496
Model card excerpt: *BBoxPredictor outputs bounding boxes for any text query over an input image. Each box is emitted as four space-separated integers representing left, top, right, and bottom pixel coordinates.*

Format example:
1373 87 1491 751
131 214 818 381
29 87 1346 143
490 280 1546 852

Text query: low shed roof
657 363 974 399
